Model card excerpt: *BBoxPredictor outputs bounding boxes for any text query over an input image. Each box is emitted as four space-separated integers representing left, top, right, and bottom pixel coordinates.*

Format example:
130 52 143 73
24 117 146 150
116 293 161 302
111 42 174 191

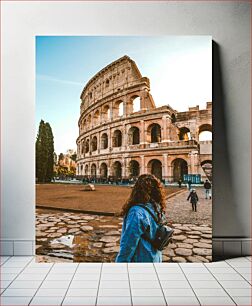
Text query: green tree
35 120 55 183
45 122 55 182
70 153 77 162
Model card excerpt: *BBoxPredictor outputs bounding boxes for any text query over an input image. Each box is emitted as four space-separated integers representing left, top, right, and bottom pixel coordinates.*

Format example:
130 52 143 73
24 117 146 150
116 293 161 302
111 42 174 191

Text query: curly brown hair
120 174 166 220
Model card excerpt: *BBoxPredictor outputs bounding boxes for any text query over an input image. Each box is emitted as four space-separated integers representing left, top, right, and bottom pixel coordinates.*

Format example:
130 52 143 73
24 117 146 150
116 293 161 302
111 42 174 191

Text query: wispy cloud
37 74 83 86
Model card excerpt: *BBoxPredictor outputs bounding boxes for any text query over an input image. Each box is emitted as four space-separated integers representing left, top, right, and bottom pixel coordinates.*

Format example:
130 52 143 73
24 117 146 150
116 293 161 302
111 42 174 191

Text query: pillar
107 127 111 149
162 116 168 142
125 159 130 178
189 151 199 174
96 163 100 178
97 132 100 154
162 154 168 184
140 155 145 174
122 125 127 148
109 101 113 120
123 99 127 117
140 120 146 144
140 91 147 111
122 158 126 179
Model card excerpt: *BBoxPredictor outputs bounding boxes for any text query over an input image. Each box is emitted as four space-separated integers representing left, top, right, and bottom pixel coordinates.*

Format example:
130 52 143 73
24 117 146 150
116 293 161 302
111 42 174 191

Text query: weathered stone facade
76 56 212 182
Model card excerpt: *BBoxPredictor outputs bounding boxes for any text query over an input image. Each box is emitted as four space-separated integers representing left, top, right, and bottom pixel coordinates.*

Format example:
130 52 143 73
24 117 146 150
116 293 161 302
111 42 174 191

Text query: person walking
116 174 167 263
178 179 182 188
187 189 199 212
188 179 192 191
204 179 212 199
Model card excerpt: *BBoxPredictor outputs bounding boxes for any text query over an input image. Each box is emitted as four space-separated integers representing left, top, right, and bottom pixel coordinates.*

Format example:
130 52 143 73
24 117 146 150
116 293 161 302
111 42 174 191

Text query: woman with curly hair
116 174 167 262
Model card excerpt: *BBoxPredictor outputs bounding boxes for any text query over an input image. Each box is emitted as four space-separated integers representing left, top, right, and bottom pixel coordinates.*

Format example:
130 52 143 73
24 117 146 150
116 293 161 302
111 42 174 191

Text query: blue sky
36 36 212 154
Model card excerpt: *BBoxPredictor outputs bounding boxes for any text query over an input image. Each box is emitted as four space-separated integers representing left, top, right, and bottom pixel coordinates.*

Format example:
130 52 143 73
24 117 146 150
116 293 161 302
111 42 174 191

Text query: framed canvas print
35 36 212 263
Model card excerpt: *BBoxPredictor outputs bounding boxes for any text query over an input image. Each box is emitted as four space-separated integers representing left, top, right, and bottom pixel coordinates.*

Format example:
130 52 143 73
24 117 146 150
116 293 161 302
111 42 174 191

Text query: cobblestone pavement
36 187 212 263
166 187 212 225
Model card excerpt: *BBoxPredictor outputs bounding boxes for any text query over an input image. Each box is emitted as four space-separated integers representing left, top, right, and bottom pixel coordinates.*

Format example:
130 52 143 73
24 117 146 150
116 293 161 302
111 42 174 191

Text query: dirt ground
36 184 183 214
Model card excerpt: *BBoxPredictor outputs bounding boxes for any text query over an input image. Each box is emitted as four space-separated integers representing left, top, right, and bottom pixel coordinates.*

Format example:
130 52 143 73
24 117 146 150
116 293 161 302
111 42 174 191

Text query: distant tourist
187 189 199 212
204 179 212 199
178 179 182 188
188 179 192 190
116 174 169 262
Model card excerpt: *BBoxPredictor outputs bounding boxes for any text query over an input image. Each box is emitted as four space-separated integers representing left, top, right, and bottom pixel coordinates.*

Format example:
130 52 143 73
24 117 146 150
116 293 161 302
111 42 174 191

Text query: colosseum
76 55 212 183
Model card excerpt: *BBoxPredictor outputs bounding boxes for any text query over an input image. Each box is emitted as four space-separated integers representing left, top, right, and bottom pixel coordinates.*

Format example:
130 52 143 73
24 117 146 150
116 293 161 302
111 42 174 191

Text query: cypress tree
45 122 55 182
35 120 55 183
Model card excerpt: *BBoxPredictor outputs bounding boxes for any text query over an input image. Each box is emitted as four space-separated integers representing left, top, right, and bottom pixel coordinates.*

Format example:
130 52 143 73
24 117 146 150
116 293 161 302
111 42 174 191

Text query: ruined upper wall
176 102 212 122
80 55 148 111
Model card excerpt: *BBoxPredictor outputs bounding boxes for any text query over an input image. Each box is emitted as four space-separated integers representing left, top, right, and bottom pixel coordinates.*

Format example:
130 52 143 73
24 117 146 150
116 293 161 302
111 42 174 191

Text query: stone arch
199 123 212 133
128 95 141 114
112 161 122 179
85 139 90 153
129 160 140 178
114 100 124 117
171 158 188 182
102 104 110 121
82 119 87 131
112 129 122 147
128 126 140 145
91 163 97 178
91 136 97 152
147 159 162 180
147 123 162 143
84 164 88 176
199 124 212 141
105 78 110 88
179 127 191 140
101 133 108 149
87 114 92 128
93 109 100 126
100 162 108 179
81 140 85 154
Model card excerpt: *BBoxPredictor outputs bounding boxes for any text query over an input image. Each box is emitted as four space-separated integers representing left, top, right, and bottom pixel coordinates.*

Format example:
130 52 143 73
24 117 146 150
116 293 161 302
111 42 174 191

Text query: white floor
0 256 251 305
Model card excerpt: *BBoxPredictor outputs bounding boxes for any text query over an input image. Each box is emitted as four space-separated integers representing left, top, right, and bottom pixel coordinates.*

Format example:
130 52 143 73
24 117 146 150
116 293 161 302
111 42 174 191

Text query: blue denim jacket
115 203 162 263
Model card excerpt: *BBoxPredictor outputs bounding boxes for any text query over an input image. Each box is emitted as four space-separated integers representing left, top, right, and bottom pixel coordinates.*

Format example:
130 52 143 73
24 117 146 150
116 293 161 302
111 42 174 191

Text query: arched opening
85 139 90 153
80 165 83 175
100 163 108 179
87 114 92 128
113 161 122 179
84 164 88 176
93 110 100 126
82 119 86 131
179 127 191 140
199 131 212 141
129 160 140 178
199 124 212 141
147 123 161 143
102 105 110 121
172 158 188 182
147 159 162 180
101 133 108 149
132 96 141 113
119 102 123 116
113 130 122 147
91 164 97 178
171 113 176 123
201 160 212 182
91 136 97 152
81 140 85 154
128 127 140 145
114 100 124 117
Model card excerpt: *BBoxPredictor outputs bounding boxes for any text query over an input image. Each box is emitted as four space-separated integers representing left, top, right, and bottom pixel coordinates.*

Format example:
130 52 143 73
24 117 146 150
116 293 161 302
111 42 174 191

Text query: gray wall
1 1 250 257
